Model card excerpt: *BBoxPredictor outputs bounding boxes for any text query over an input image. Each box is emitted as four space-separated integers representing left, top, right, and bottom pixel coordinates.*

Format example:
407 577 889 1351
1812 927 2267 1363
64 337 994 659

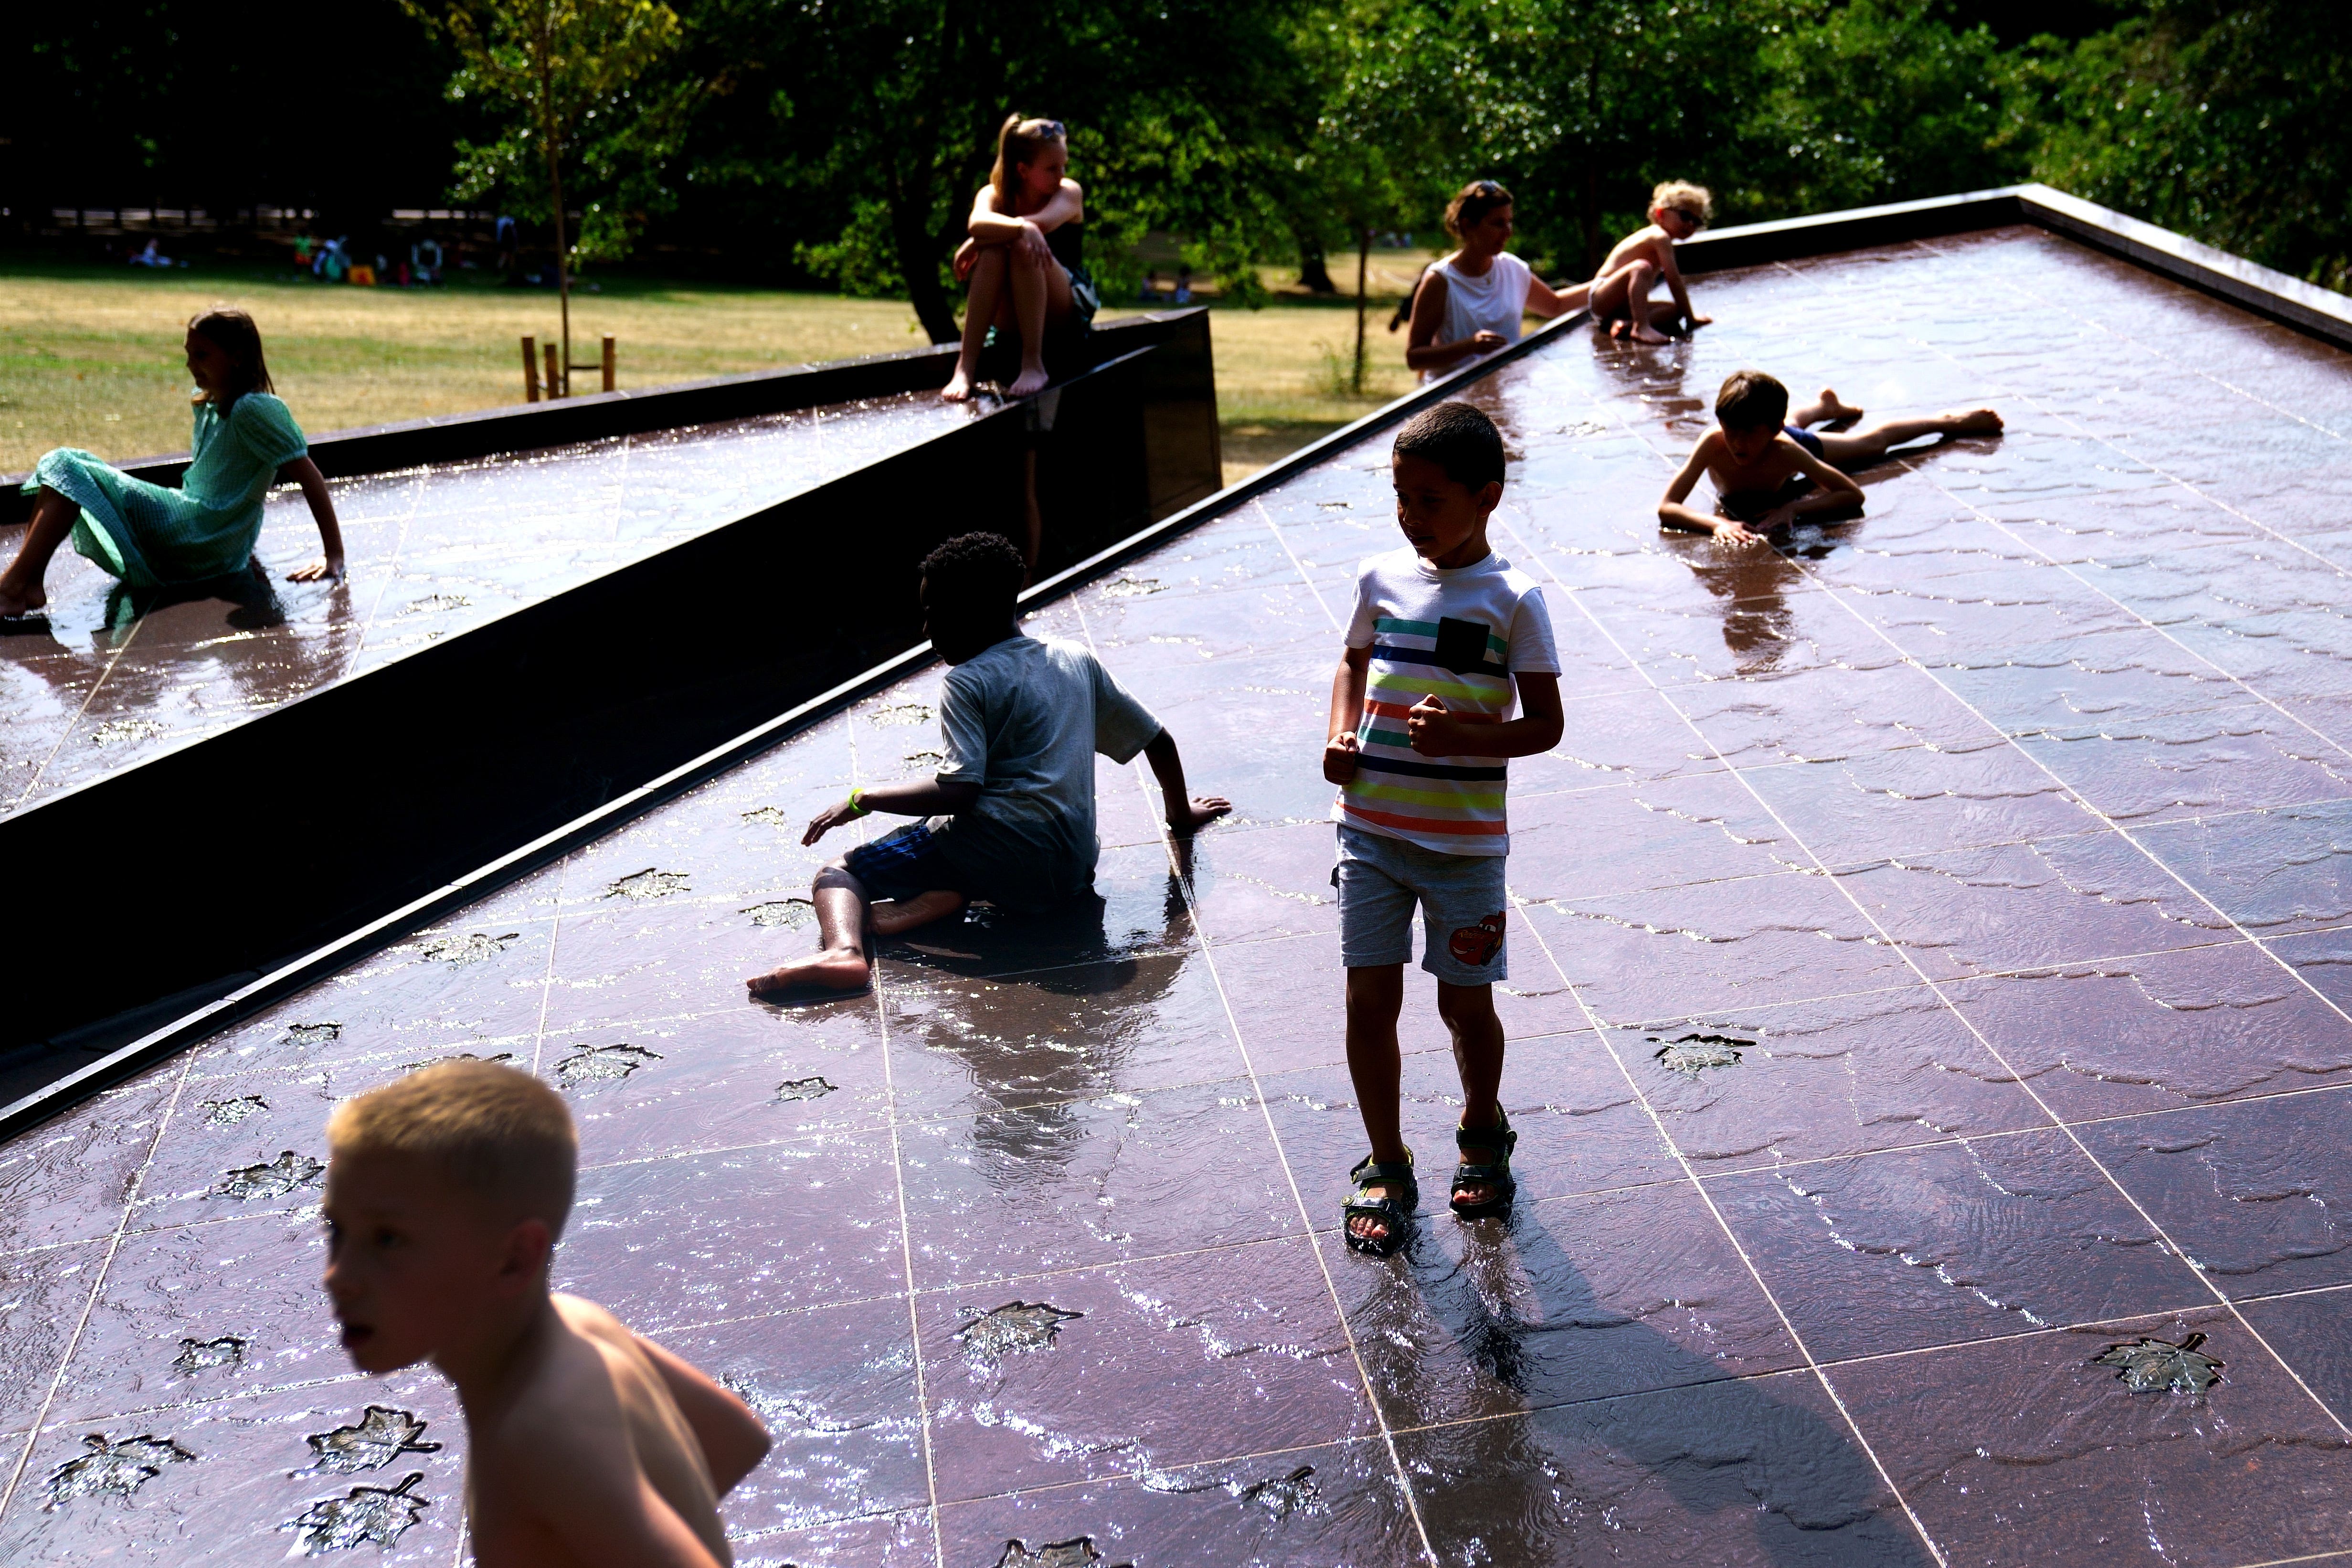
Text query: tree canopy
7 0 2351 318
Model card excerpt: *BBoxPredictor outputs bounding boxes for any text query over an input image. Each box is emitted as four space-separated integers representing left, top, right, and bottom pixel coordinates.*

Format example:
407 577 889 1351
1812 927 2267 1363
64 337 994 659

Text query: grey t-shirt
927 635 1164 909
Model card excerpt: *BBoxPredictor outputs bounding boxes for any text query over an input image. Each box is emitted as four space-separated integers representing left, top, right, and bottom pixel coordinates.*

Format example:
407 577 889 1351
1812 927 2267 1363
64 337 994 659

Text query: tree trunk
542 58 571 396
889 167 959 345
1352 228 1370 395
1299 232 1336 293
1583 50 1604 274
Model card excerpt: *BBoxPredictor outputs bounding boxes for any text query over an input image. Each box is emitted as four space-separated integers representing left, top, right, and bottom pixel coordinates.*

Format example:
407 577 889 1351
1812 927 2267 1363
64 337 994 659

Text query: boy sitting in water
323 1061 771 1568
1660 369 2004 541
746 530 1229 995
1591 180 1715 344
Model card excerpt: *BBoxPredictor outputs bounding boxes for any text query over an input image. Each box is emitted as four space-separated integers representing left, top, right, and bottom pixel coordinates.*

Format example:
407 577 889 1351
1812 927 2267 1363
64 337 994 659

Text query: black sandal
1343 1151 1418 1257
1450 1112 1518 1220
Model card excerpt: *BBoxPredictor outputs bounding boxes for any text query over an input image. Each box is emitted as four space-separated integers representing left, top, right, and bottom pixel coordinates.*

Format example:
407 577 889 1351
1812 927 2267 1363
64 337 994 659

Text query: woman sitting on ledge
1405 180 1586 382
0 308 344 618
942 115 1098 402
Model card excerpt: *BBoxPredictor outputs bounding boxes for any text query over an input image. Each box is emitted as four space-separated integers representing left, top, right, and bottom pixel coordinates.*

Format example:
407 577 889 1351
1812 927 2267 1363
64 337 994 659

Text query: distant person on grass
1590 180 1715 344
1405 181 1587 381
1659 369 2003 541
324 1060 771 1567
0 309 345 619
1324 402 1563 1256
942 116 1099 402
746 531 1229 996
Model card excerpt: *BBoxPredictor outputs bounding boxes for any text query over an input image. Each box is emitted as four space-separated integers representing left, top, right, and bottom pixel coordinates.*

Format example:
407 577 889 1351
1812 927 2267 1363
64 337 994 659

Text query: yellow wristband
848 786 869 816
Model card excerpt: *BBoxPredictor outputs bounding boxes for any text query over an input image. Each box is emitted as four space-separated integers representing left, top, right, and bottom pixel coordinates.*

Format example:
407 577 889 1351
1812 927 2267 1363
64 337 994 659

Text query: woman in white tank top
1405 181 1588 382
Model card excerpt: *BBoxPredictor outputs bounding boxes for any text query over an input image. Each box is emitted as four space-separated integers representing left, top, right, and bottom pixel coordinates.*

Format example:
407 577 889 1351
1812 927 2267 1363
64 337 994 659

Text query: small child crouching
323 1061 770 1567
747 530 1229 995
1590 181 1715 345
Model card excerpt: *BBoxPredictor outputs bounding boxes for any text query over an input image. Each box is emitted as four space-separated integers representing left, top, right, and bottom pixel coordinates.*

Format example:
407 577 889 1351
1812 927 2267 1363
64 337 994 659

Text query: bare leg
1618 260 1669 343
1588 265 1633 339
868 889 965 936
1344 964 1409 1248
1003 246 1073 399
1816 406 2004 466
1790 387 1864 429
943 248 1009 402
745 864 873 993
0 487 77 616
1436 981 1506 1209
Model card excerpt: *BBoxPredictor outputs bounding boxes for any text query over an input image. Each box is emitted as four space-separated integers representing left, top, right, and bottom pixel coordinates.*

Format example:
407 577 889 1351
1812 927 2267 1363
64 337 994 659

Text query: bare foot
1607 317 1630 340
1006 363 1050 398
1816 387 1864 426
1948 406 2004 435
941 368 975 403
1628 321 1672 345
0 579 47 618
868 890 965 937
745 949 871 996
1347 1176 1406 1248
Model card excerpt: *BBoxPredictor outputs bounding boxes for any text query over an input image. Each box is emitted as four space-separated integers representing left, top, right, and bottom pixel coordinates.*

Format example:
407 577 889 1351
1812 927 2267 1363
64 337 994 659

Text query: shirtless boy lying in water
324 1061 771 1567
1660 369 2004 541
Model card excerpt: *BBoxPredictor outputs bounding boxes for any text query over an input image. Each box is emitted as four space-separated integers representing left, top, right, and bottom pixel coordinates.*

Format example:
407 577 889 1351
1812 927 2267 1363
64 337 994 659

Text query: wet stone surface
8 230 2352 1562
0 393 976 819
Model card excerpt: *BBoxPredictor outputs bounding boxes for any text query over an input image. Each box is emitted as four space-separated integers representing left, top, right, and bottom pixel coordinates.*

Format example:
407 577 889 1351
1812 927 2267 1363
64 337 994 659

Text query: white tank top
1427 251 1532 377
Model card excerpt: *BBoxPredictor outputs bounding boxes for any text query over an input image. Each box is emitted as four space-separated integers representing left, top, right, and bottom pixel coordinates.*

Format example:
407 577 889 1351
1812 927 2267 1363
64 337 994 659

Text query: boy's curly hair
920 530 1027 620
1651 180 1713 226
1393 400 1506 492
1716 369 1790 430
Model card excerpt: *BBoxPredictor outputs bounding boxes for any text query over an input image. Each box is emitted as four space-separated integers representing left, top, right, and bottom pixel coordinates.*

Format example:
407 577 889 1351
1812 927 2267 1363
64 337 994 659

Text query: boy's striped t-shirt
1334 548 1559 856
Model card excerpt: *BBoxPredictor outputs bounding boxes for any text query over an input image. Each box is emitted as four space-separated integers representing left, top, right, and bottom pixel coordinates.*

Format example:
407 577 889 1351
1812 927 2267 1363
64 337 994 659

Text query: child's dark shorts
843 824 975 904
1333 825 1508 985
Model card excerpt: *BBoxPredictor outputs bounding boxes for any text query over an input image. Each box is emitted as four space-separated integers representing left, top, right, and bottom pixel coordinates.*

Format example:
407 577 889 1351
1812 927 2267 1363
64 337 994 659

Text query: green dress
24 392 309 587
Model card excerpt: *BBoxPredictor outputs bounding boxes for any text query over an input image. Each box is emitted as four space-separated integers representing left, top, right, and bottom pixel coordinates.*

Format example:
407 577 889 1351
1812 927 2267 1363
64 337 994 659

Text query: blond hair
990 115 1067 212
1652 181 1713 226
327 1060 578 1237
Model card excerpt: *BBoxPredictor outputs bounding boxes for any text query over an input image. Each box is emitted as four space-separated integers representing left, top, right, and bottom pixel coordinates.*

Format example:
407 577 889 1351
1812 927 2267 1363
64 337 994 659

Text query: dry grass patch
2 249 1451 479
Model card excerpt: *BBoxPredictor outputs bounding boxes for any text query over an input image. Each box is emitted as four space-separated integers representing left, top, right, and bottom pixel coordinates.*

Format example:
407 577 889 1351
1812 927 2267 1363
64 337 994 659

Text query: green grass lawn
0 252 1440 483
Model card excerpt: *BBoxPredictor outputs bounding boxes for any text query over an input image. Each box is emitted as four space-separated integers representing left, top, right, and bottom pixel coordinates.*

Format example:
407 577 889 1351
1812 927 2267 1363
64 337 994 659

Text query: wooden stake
521 335 540 403
544 342 562 399
601 335 616 393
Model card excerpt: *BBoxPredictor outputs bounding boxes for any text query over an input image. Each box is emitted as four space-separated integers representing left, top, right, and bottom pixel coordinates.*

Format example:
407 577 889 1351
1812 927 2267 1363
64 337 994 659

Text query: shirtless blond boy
323 1060 771 1568
1591 180 1714 344
1660 369 2004 541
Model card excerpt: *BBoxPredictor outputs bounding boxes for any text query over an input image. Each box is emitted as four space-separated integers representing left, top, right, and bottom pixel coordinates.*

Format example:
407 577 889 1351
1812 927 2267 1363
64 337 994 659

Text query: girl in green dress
0 309 345 618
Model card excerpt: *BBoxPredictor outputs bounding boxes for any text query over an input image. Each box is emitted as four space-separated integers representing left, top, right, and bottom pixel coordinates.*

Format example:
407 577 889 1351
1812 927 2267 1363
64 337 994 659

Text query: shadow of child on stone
1373 1203 1935 1565
883 871 1200 1167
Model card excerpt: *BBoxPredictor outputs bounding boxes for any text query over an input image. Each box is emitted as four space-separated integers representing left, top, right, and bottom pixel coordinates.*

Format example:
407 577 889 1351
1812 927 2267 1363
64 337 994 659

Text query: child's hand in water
1323 731 1360 784
287 555 345 583
803 796 864 846
1167 795 1233 835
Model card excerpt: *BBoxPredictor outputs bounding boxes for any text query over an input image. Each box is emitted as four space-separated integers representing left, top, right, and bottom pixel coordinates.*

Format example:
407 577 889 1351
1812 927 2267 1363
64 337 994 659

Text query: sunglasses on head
1470 180 1506 196
1030 119 1066 139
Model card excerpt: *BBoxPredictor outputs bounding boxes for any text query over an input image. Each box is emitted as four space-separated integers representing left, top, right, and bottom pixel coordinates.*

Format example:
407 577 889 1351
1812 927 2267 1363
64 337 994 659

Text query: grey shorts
1333 825 1509 985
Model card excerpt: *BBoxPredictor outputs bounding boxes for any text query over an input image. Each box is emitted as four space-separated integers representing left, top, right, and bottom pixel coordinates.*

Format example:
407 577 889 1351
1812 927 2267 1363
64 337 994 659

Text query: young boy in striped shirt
1322 401 1564 1255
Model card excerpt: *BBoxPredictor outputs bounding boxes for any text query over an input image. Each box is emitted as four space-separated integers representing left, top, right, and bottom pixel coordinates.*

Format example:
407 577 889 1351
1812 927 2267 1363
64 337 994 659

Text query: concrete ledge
0 317 1218 1073
1678 182 2352 354
1 311 1205 525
